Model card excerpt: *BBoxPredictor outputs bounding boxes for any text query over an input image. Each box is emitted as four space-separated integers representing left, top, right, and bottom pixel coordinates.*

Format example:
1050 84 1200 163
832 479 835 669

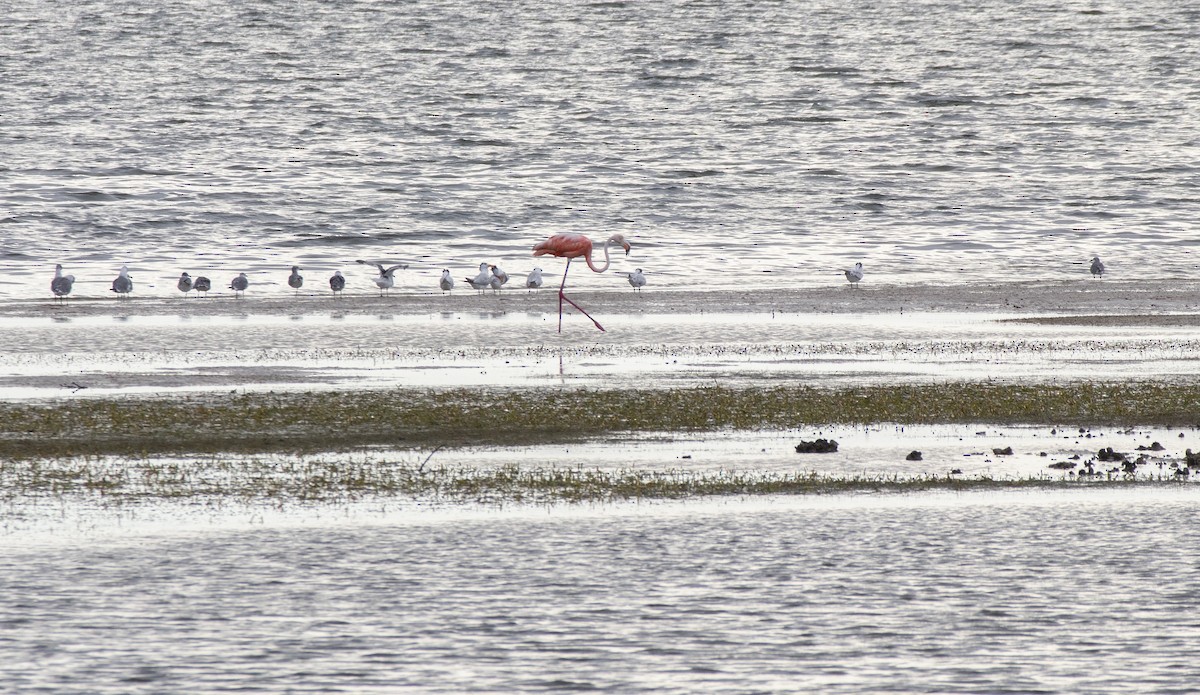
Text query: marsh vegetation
3 382 1199 460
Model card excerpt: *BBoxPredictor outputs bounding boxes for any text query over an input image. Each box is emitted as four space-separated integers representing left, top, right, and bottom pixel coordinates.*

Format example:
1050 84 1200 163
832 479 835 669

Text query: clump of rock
795 439 838 453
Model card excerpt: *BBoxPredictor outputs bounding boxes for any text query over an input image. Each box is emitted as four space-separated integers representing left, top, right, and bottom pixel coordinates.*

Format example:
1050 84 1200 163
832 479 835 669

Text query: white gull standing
843 262 864 288
526 267 544 290
465 262 494 293
626 268 646 292
439 269 455 294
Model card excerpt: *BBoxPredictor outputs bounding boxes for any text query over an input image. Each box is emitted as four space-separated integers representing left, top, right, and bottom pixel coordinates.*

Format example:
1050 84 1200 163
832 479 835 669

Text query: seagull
177 272 193 296
356 260 408 296
111 265 133 298
287 266 304 294
490 265 510 287
526 267 544 289
844 262 864 288
439 269 454 294
230 272 249 297
51 264 74 300
1090 256 1104 279
465 262 494 293
193 276 212 297
329 271 346 294
626 268 646 292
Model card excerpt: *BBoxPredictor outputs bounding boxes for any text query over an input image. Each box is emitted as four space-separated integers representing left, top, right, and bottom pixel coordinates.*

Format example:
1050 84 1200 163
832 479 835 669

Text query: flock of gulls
47 260 649 300
48 228 1110 330
47 233 652 308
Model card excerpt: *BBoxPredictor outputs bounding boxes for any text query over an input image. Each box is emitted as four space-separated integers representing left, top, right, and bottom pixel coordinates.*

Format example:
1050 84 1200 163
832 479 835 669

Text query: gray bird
51 264 74 300
111 265 133 297
230 272 249 297
177 272 194 295
1090 256 1104 278
439 269 454 294
329 271 346 294
288 265 304 293
193 276 212 296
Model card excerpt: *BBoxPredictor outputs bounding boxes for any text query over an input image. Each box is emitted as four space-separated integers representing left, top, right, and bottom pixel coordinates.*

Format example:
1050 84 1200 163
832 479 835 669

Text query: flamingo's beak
622 241 631 255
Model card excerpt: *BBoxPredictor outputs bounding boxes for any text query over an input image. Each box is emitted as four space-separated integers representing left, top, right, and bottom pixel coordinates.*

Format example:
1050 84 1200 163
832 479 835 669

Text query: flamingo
329 271 346 294
465 262 493 293
356 260 408 296
439 269 454 294
193 276 212 297
626 268 646 292
111 265 133 298
1090 256 1104 279
843 262 863 288
177 272 193 296
288 266 304 294
51 264 74 301
526 267 544 290
230 272 249 297
532 232 631 332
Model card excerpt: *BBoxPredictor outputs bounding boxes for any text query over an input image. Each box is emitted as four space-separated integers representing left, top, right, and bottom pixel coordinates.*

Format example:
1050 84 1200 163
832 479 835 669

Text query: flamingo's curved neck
584 239 613 273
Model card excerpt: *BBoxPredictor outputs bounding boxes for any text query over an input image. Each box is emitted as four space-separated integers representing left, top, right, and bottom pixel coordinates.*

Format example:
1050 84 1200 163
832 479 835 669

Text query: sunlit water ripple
3 0 1200 300
4 491 1200 693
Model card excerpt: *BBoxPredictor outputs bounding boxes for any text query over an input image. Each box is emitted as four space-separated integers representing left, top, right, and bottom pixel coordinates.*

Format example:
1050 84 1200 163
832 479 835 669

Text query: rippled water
4 491 1200 693
6 4 1200 691
4 0 1200 299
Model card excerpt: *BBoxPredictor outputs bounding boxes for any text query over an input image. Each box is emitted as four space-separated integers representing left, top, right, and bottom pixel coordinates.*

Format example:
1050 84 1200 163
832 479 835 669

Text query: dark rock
1121 459 1137 474
992 447 1013 456
1186 449 1200 468
795 439 838 454
1048 461 1076 470
950 468 963 475
905 450 923 461
1096 447 1126 462
1136 442 1166 451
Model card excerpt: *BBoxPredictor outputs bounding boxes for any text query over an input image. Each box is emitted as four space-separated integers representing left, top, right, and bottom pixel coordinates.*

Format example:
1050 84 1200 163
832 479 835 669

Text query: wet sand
3 279 1200 400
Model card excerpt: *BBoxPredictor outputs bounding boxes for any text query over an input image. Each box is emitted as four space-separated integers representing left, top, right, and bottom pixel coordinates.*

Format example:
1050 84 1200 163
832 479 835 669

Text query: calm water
4 0 1200 299
4 491 1200 693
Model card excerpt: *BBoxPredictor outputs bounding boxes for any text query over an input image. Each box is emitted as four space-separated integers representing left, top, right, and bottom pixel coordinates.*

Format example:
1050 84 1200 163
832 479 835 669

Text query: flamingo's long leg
557 259 606 332
558 259 569 333
560 294 605 332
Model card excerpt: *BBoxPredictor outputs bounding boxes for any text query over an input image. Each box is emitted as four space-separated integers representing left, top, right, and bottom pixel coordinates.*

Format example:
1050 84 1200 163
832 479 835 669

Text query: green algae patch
1 382 1199 459
0 456 1184 507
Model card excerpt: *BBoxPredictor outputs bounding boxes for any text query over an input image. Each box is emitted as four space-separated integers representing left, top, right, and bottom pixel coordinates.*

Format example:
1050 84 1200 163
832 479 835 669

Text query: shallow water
4 0 1200 300
4 489 1200 693
3 304 1200 398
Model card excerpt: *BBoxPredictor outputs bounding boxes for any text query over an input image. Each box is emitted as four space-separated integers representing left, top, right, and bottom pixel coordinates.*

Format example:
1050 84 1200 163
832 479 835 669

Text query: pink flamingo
532 232 631 332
